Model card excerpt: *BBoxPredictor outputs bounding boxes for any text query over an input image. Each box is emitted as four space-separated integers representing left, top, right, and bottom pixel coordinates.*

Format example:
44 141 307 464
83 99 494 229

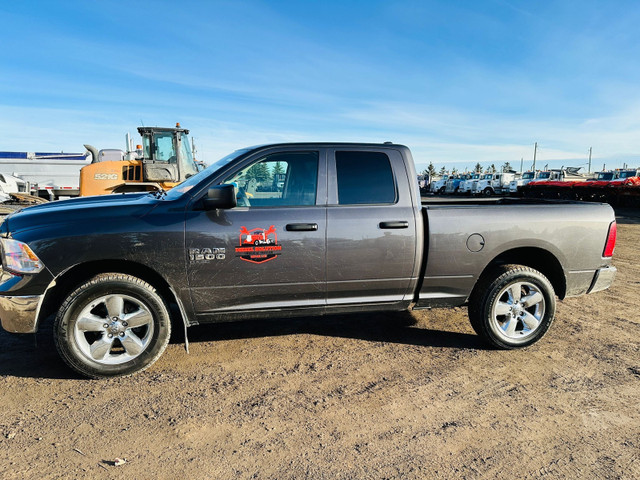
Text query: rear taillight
603 221 617 257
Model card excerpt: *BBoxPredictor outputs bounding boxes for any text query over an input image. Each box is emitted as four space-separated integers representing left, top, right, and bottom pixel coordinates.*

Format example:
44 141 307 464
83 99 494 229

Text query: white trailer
0 151 91 200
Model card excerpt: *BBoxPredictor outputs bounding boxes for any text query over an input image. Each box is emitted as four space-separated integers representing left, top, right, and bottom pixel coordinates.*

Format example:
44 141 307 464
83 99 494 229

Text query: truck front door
185 149 327 320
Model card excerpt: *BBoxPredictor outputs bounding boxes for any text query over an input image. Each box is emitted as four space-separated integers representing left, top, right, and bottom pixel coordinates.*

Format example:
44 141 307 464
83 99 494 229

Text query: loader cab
138 126 199 183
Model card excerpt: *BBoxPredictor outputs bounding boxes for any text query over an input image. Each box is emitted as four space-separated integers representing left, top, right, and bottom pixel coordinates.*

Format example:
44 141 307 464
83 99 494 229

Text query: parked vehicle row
426 166 639 206
523 168 640 206
430 172 523 196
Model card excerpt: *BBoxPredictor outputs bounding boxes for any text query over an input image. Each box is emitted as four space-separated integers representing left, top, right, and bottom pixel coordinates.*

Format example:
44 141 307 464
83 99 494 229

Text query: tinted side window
336 151 396 205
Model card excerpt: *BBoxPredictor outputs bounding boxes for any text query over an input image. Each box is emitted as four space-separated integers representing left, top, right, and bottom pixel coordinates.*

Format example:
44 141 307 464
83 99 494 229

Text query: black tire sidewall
54 275 171 378
471 267 556 349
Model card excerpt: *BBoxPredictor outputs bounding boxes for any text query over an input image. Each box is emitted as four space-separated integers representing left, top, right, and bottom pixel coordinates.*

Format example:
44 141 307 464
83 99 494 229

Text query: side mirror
203 184 237 210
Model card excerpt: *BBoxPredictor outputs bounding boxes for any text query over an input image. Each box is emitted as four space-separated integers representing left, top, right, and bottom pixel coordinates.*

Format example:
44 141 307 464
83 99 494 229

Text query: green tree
502 162 512 172
272 161 285 176
439 166 446 175
474 162 483 173
427 162 437 178
246 162 270 182
489 164 496 173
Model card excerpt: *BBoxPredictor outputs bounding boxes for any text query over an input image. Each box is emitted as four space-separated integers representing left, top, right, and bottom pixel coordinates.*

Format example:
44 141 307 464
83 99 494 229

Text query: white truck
609 168 640 185
509 171 537 195
488 172 518 195
460 173 481 194
472 173 494 195
430 174 450 194
0 173 26 194
444 174 472 194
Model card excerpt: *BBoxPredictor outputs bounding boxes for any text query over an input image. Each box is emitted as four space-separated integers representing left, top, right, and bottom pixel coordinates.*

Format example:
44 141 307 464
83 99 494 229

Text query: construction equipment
79 124 199 196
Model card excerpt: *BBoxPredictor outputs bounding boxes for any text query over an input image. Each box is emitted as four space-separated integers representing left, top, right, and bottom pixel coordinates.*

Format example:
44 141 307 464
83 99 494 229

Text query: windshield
618 170 637 178
482 174 492 179
538 172 551 179
153 132 176 162
523 172 534 179
163 147 253 200
596 172 614 180
179 132 198 178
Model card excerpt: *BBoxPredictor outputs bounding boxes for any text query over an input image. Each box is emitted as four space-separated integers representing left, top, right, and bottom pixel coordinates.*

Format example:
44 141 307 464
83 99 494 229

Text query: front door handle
379 221 409 229
286 223 319 232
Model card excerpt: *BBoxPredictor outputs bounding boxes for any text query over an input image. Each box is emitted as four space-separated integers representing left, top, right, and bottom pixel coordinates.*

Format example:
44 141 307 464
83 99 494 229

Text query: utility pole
588 147 592 173
520 157 523 173
532 142 537 171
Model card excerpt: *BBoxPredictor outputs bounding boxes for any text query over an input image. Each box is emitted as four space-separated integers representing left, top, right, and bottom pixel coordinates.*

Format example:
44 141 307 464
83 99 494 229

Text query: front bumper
0 294 43 333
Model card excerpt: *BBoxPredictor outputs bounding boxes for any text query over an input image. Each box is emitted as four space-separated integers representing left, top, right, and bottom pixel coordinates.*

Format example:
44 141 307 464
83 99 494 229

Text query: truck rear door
326 148 418 308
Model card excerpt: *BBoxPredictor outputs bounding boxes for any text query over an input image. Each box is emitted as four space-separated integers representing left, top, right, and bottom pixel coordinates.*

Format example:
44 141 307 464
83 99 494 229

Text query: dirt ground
0 208 639 479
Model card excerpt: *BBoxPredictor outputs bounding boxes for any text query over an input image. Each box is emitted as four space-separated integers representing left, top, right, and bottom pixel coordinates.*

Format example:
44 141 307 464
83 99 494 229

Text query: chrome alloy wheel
73 294 155 365
490 281 545 342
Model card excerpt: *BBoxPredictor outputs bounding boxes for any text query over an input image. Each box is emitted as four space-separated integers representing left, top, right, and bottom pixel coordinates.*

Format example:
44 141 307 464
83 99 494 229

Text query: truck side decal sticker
235 225 282 263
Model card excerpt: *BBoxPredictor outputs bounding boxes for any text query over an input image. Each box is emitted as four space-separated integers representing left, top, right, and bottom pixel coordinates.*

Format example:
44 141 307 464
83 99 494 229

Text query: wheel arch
473 247 567 300
37 260 189 334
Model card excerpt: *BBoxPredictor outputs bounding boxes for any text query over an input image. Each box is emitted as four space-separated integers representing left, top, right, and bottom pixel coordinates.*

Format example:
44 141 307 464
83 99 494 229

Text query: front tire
54 274 171 378
468 265 556 349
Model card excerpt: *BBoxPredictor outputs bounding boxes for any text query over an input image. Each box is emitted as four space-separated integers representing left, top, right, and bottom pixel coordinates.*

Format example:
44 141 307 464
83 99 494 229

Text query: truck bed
416 198 614 308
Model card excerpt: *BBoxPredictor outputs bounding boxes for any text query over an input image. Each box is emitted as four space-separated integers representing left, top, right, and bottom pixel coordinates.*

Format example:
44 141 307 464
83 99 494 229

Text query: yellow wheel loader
80 124 200 196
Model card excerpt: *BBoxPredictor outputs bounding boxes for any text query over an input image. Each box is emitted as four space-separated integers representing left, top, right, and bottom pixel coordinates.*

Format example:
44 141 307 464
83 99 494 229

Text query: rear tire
54 273 171 378
468 265 556 349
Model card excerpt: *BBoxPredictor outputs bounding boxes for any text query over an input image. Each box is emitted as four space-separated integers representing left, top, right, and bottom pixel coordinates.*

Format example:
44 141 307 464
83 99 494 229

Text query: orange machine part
79 160 141 196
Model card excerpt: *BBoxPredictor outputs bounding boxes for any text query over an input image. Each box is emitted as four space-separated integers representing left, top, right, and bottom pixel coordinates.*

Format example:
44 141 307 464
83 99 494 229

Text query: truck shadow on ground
0 312 483 380
180 311 484 351
615 207 640 224
0 321 77 380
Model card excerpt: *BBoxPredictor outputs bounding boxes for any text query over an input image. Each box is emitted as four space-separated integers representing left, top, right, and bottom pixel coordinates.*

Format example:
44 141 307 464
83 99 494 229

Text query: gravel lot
0 207 638 479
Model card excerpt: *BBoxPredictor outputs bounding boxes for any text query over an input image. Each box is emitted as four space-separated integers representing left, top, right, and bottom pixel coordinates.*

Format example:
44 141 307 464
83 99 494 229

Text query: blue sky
2 0 640 173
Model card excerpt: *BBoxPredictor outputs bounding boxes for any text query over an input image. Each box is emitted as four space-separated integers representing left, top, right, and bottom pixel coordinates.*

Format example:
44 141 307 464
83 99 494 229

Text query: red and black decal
235 226 282 263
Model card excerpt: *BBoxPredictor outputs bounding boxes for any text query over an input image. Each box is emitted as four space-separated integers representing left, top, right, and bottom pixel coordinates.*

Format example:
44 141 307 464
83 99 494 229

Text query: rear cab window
335 151 397 205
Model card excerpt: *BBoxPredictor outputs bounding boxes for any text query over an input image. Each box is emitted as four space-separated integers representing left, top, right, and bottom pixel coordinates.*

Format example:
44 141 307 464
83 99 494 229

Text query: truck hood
3 193 158 235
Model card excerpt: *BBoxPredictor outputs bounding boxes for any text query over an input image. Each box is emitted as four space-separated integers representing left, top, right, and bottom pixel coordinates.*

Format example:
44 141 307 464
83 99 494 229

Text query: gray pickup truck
0 143 617 378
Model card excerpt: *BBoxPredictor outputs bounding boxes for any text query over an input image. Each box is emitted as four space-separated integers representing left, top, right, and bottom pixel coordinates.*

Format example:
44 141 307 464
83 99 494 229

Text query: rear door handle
286 223 319 232
379 221 409 229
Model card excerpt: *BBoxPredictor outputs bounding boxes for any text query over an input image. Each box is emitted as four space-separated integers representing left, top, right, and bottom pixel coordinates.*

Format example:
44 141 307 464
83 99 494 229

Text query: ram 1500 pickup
0 143 617 378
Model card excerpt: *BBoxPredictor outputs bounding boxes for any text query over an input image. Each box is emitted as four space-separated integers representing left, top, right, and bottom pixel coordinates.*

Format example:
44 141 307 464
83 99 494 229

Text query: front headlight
0 238 44 274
